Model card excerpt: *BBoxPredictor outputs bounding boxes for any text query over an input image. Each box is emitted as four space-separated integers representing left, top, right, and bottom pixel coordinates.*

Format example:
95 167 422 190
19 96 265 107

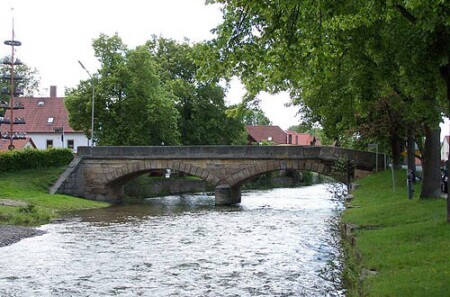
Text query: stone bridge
51 145 386 205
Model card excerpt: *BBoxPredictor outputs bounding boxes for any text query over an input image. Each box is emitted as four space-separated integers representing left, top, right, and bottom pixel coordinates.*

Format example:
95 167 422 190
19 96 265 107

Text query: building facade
0 88 89 152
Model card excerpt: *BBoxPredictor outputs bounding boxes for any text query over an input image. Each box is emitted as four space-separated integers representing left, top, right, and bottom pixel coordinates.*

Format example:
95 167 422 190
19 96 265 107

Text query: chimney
50 85 57 98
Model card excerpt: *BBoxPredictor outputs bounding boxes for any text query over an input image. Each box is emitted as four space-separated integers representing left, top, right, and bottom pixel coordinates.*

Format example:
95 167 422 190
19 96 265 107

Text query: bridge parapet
77 146 384 169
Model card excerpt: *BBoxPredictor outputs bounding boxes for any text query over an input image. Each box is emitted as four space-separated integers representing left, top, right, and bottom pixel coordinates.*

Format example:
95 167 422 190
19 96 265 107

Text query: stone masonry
51 145 386 205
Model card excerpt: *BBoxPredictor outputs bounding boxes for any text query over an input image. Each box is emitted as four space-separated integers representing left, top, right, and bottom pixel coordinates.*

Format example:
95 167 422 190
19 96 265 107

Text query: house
442 136 450 163
286 130 321 146
0 86 89 152
0 138 36 152
245 125 288 145
245 125 320 146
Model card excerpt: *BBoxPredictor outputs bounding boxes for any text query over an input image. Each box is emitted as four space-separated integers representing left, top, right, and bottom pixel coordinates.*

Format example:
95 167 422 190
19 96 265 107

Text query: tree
201 0 449 201
226 99 271 126
0 58 40 101
65 34 180 146
147 37 243 145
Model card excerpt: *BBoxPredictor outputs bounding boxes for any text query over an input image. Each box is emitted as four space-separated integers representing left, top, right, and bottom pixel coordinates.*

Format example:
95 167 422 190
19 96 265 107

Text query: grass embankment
342 170 450 296
0 167 109 226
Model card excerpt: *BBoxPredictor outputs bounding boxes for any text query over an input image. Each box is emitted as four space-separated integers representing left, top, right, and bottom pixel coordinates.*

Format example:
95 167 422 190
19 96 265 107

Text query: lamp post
78 61 95 147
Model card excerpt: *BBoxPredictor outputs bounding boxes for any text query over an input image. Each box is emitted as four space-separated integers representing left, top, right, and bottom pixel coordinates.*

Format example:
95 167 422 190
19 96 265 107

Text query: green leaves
66 34 180 146
203 0 449 152
66 34 246 146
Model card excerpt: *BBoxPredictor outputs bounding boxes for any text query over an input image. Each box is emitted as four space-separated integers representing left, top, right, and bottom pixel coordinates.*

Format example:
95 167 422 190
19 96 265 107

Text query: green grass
342 170 450 296
0 167 109 226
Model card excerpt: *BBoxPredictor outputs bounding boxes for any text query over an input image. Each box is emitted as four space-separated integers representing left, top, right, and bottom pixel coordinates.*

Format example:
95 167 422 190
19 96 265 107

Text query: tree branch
394 4 417 24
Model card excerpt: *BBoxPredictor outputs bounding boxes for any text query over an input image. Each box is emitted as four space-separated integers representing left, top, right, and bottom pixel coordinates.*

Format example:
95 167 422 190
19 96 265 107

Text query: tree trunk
420 125 442 198
391 132 403 170
407 129 417 183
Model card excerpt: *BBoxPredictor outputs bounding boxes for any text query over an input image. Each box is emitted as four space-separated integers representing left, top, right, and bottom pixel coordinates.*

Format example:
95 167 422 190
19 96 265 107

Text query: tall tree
226 99 271 126
0 58 40 100
65 34 180 146
147 37 243 145
201 0 449 201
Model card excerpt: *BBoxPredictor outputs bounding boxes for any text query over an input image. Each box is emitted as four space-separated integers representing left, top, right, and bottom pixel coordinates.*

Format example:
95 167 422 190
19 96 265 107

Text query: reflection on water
0 184 345 296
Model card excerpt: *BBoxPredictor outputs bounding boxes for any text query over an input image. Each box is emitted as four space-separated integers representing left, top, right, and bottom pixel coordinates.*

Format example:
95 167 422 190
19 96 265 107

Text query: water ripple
0 184 344 296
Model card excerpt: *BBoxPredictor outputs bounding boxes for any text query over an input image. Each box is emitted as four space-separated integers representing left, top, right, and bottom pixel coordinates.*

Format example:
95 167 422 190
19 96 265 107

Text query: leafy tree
0 57 40 101
147 36 243 145
201 0 449 200
65 34 180 146
226 99 271 126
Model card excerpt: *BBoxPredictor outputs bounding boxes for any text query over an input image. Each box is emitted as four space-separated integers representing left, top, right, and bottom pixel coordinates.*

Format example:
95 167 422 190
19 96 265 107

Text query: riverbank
0 167 109 246
342 170 450 296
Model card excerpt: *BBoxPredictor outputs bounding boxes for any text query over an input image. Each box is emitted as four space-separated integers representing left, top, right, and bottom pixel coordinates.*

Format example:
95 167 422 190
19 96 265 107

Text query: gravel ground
0 225 46 248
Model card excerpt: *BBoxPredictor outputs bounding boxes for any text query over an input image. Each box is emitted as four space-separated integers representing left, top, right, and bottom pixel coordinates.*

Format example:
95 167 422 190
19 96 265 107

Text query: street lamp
78 61 95 147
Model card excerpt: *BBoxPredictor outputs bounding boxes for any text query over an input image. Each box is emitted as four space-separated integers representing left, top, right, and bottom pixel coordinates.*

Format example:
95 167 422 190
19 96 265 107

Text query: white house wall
27 132 90 153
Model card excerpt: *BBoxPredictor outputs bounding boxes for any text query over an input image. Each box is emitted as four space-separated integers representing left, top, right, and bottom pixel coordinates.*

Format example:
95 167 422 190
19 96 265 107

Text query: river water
0 184 346 296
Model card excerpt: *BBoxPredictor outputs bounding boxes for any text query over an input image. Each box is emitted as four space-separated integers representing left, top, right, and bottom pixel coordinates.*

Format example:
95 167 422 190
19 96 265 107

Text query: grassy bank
0 167 109 226
342 170 450 296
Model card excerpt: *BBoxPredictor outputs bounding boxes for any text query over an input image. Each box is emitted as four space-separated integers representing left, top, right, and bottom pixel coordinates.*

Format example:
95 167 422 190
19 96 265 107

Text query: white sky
0 0 299 130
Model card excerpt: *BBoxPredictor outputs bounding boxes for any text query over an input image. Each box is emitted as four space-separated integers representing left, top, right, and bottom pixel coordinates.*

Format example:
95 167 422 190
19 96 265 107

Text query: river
0 184 346 296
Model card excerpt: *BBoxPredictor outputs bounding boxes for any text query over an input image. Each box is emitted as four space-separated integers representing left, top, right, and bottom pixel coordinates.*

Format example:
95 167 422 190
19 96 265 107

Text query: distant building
286 130 321 146
245 125 288 145
0 86 89 152
245 125 320 146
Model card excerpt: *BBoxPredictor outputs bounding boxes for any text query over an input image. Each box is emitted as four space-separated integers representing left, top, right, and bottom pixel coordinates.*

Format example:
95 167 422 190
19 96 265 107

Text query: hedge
0 148 74 172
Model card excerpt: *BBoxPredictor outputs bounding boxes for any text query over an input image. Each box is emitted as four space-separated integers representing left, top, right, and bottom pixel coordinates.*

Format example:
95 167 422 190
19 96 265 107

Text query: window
67 139 74 150
46 140 53 148
47 117 54 124
288 134 292 144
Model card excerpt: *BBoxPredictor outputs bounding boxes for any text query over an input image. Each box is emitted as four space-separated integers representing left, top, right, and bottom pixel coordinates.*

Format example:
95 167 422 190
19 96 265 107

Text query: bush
0 148 73 172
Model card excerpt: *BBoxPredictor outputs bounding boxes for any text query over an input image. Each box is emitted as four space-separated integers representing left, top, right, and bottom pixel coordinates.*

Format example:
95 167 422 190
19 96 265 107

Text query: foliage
147 36 244 145
66 34 248 146
201 0 449 147
0 167 108 226
226 100 270 125
342 170 450 296
0 148 73 172
331 157 352 184
0 57 40 102
65 34 180 146
201 0 449 197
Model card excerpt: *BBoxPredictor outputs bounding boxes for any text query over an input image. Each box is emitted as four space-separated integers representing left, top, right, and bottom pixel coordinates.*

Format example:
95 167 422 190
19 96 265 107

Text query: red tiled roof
245 125 287 144
0 97 77 134
0 138 36 152
297 133 313 145
286 130 321 146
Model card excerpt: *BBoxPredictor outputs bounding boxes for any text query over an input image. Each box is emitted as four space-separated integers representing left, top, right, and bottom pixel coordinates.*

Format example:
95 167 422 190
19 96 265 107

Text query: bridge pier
215 184 241 206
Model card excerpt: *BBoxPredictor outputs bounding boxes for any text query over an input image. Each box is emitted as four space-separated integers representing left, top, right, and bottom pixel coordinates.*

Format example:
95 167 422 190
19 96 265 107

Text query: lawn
342 170 450 296
0 167 109 226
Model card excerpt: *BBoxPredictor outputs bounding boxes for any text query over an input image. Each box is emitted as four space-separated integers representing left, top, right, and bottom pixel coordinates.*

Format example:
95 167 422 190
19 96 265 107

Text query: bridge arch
224 159 341 188
103 160 221 187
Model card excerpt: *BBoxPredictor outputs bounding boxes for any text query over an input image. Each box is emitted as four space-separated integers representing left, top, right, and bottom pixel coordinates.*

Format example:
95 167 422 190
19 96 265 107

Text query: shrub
0 148 73 172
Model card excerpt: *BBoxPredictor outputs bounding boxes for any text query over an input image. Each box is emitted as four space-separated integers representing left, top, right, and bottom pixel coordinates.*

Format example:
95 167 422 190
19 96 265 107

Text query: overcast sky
0 0 300 130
